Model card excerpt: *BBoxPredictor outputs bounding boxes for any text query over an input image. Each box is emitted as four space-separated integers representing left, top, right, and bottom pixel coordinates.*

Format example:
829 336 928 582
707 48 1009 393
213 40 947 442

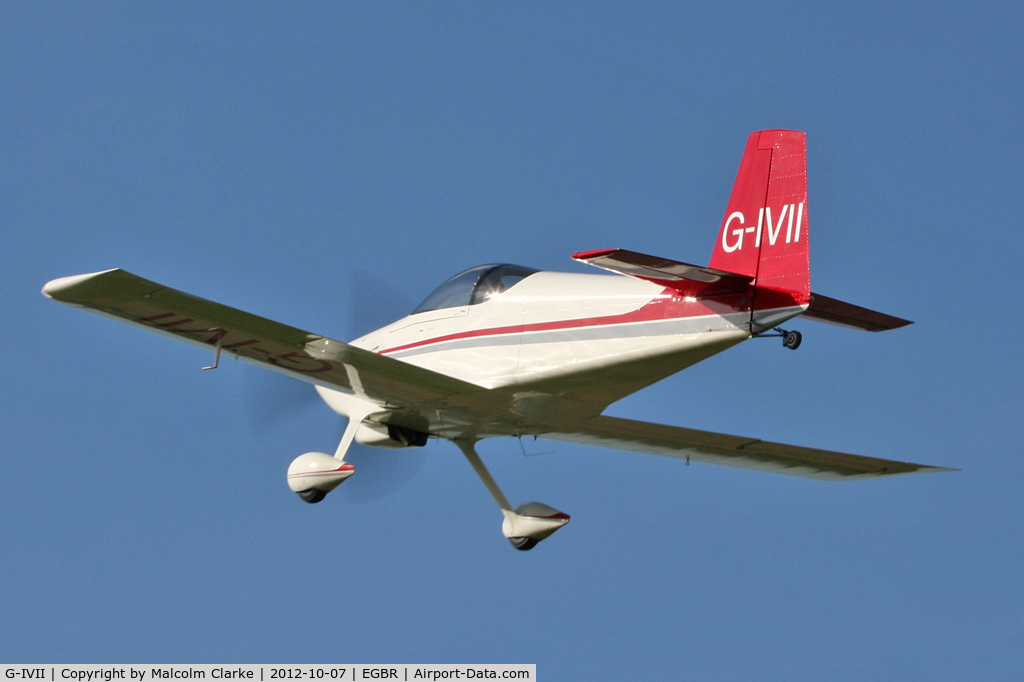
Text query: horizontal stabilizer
546 415 952 480
801 293 912 332
573 248 751 294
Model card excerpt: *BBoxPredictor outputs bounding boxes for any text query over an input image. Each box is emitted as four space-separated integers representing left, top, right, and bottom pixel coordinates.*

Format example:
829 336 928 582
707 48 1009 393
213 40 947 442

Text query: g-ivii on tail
43 129 950 551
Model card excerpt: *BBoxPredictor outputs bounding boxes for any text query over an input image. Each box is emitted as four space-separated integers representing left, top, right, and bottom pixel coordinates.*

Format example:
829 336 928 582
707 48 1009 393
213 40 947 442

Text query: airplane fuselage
318 270 805 433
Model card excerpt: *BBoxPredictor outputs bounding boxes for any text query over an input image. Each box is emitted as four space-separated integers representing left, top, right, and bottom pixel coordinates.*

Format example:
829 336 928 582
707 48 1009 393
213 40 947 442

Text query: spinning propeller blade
334 440 429 505
243 367 322 435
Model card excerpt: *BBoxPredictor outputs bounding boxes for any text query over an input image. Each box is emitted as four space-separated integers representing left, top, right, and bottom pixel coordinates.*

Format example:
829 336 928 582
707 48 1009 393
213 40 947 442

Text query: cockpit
412 264 539 314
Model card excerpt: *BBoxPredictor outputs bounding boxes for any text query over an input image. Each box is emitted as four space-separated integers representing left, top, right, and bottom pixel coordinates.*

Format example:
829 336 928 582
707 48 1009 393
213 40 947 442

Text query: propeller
334 438 429 504
243 366 321 435
348 270 416 341
242 269 429 504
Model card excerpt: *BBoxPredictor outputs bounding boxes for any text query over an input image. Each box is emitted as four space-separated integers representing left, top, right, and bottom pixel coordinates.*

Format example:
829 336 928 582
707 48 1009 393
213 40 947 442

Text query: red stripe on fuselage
288 463 355 477
378 289 752 356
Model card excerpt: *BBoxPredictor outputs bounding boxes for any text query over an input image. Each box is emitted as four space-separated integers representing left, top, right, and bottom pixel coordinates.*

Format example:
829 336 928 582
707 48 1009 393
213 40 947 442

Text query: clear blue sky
2 2 1022 678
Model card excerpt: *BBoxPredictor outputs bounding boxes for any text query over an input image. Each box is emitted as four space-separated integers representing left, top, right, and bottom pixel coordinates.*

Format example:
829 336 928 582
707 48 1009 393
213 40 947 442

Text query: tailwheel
756 327 803 350
509 537 539 551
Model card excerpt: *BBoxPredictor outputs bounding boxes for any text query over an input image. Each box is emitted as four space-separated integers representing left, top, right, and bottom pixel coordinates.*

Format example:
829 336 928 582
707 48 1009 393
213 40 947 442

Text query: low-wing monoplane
43 130 950 550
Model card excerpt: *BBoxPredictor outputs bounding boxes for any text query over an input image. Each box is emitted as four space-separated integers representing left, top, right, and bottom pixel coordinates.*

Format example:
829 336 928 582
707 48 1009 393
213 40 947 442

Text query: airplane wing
544 414 952 480
42 269 482 407
800 293 912 332
572 248 752 294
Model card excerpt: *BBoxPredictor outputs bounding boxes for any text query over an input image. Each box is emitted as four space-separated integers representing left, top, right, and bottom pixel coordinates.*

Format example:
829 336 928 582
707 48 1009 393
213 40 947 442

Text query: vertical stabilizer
709 130 810 307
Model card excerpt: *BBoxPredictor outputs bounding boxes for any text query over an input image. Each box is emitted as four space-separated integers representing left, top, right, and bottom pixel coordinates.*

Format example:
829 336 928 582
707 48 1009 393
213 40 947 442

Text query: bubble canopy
412 264 539 315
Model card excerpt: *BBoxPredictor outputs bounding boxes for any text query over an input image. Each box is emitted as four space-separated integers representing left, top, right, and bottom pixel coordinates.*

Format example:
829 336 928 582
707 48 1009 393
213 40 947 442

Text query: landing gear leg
454 439 570 551
752 327 803 350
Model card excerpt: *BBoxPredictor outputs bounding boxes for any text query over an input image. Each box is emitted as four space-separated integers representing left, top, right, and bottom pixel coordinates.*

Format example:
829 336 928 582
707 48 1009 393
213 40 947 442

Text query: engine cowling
287 452 354 503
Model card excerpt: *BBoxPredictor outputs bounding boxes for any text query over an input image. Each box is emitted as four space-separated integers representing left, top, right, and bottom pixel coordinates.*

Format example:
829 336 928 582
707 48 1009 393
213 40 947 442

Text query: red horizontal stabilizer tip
572 249 619 260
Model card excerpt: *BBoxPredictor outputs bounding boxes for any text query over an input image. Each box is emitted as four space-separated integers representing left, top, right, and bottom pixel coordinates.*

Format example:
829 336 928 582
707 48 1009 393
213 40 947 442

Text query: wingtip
42 269 120 301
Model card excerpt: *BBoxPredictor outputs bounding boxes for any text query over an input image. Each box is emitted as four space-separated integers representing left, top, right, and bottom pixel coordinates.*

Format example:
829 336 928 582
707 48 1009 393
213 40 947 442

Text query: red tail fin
709 130 810 306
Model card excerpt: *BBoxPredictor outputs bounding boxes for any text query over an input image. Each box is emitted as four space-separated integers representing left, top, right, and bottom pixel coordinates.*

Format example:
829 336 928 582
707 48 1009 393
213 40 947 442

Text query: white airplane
43 130 951 550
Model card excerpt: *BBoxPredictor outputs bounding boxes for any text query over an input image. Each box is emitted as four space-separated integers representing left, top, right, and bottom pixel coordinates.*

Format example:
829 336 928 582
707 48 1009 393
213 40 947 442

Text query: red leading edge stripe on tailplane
709 129 810 308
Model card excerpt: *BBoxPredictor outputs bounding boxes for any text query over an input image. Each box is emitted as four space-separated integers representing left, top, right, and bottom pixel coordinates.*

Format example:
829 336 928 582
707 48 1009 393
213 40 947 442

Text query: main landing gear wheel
298 489 327 503
783 330 802 350
509 537 539 551
455 440 570 551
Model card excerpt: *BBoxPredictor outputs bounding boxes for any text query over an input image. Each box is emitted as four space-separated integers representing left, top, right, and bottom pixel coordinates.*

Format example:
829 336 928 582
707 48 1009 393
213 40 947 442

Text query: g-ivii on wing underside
43 129 953 551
